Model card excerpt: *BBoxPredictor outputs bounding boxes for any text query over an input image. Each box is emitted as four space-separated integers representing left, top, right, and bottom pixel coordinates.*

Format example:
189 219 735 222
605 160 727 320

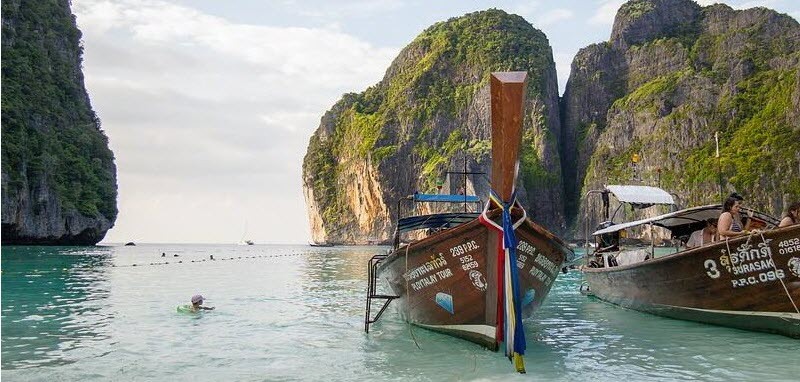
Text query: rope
479 189 526 374
758 231 800 314
725 232 800 315
0 253 310 275
112 253 305 268
403 242 421 349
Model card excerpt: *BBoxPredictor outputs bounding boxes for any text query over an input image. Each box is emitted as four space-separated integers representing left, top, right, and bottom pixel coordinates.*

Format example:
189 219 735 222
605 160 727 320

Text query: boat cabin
392 193 482 249
585 186 780 268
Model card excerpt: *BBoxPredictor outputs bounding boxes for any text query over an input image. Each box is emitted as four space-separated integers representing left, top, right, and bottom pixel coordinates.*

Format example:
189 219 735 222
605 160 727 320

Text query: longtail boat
582 185 800 338
364 72 575 373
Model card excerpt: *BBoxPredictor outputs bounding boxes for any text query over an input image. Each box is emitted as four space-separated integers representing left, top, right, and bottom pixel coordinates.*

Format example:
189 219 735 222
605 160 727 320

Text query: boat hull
376 212 571 349
584 225 800 337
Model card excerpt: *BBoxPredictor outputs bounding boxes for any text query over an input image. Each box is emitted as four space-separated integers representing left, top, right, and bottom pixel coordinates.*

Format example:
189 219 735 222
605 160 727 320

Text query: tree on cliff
1 0 117 245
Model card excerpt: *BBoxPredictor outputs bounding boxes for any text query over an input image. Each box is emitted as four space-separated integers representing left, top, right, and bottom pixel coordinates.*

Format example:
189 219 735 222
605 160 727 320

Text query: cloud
292 0 405 20
534 8 575 27
737 0 780 10
509 1 543 21
72 0 398 243
589 0 626 26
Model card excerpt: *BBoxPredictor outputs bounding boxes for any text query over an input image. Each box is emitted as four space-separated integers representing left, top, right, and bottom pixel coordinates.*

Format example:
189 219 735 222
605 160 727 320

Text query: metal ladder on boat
364 253 398 333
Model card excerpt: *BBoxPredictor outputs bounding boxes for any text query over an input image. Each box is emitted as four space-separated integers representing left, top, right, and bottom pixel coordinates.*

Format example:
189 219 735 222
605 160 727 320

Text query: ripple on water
2 246 799 381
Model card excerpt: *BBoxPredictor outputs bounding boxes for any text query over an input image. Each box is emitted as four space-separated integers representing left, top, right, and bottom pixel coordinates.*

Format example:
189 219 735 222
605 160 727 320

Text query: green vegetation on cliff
1 0 117 219
303 9 563 239
685 68 800 197
572 0 800 220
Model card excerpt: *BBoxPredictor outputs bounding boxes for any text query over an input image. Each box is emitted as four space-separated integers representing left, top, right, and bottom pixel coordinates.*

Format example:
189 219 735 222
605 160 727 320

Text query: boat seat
614 248 650 266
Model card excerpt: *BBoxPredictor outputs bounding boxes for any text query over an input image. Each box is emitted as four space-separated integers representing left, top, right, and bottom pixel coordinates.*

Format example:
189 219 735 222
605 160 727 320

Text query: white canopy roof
592 204 780 236
606 185 675 206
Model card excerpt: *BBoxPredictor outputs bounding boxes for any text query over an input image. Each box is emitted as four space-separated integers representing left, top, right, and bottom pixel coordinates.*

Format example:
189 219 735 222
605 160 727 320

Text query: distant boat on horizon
309 241 334 247
238 221 254 245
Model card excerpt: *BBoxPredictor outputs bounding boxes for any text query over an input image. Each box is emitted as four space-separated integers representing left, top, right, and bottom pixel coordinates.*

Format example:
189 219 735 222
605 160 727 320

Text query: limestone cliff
1 0 117 245
562 0 800 233
303 10 565 244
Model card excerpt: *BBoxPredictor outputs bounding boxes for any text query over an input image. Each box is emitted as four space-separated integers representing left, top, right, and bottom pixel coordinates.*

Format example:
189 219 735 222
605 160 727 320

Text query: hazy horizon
72 0 799 245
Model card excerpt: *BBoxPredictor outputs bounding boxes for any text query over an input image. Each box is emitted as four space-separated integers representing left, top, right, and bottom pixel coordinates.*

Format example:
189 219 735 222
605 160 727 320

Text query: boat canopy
592 204 781 237
396 212 480 234
606 185 675 206
411 193 480 203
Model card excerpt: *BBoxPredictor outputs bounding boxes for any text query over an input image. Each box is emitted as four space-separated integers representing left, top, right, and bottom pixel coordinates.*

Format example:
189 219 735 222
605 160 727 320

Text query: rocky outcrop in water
1 0 117 245
303 10 565 244
562 0 800 233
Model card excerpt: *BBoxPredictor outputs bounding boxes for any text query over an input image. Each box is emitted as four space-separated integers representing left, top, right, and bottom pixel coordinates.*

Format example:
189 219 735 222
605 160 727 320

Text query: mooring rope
757 231 800 314
403 242 421 349
725 232 800 315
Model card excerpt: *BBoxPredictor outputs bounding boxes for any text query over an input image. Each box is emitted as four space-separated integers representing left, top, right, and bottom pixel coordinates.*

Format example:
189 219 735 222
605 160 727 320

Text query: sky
71 0 800 244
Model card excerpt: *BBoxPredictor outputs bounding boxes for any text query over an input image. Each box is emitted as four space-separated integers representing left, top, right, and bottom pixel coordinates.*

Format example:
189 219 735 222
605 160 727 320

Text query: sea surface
1 244 797 381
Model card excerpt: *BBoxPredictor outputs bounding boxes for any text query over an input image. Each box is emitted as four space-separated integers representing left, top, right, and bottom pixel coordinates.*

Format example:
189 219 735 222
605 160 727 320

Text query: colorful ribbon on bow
479 189 527 373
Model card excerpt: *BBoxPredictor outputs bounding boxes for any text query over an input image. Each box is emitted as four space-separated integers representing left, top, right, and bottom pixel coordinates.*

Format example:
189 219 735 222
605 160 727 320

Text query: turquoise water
2 244 797 381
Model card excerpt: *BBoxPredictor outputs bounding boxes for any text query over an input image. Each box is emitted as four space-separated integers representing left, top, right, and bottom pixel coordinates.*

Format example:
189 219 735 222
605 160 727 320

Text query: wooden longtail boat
582 186 800 338
364 72 575 372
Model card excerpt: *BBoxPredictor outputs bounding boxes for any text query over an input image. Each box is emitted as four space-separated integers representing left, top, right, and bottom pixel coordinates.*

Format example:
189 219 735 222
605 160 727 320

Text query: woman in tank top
718 195 750 239
779 202 800 228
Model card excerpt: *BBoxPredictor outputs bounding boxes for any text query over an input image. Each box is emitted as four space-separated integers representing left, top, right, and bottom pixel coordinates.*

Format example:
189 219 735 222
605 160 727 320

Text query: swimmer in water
189 294 214 312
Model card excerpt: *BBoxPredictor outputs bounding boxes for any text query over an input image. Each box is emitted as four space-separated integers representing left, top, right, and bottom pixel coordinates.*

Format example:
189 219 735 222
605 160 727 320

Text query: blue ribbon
490 189 526 358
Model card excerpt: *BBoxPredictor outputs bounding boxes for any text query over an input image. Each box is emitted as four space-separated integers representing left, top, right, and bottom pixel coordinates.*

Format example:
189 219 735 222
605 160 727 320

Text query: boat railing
364 252 398 333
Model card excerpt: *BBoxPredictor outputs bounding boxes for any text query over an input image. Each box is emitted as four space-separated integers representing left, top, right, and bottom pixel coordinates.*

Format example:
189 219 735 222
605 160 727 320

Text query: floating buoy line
0 252 311 275
112 253 305 268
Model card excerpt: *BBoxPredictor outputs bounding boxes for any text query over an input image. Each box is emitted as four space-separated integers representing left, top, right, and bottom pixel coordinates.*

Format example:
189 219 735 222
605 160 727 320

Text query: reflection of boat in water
582 185 800 338
364 72 575 372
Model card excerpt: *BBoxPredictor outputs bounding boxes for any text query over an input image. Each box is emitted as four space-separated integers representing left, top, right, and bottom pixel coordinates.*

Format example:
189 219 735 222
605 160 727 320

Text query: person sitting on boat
189 295 214 312
686 218 718 248
779 202 800 227
718 195 751 239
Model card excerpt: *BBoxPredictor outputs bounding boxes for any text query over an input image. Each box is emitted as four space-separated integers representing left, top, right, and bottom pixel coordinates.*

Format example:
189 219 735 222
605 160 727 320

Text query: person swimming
190 295 214 312
177 295 215 313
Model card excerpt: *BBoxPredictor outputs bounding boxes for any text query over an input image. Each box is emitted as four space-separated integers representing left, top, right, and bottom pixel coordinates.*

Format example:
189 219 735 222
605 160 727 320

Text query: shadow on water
1 246 114 369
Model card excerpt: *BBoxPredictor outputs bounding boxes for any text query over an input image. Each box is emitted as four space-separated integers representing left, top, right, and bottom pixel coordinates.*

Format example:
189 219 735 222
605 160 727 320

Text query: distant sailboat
238 221 255 245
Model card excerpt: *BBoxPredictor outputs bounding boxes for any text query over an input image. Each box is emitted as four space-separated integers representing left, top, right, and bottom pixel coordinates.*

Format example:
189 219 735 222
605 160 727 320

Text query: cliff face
1 0 117 245
303 10 565 244
562 0 800 233
304 1 800 243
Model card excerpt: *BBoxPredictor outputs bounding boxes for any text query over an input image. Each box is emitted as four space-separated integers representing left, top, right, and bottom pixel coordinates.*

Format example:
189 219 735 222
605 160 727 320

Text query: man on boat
686 218 717 248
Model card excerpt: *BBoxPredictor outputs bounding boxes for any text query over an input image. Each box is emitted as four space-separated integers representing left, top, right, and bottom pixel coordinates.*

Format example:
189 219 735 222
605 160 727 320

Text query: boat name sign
518 240 559 284
703 239 794 288
401 241 483 292
410 268 454 291
403 254 448 281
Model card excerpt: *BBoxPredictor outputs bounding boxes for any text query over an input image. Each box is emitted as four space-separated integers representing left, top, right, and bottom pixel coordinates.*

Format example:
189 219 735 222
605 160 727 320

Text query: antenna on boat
715 131 723 204
444 155 484 212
